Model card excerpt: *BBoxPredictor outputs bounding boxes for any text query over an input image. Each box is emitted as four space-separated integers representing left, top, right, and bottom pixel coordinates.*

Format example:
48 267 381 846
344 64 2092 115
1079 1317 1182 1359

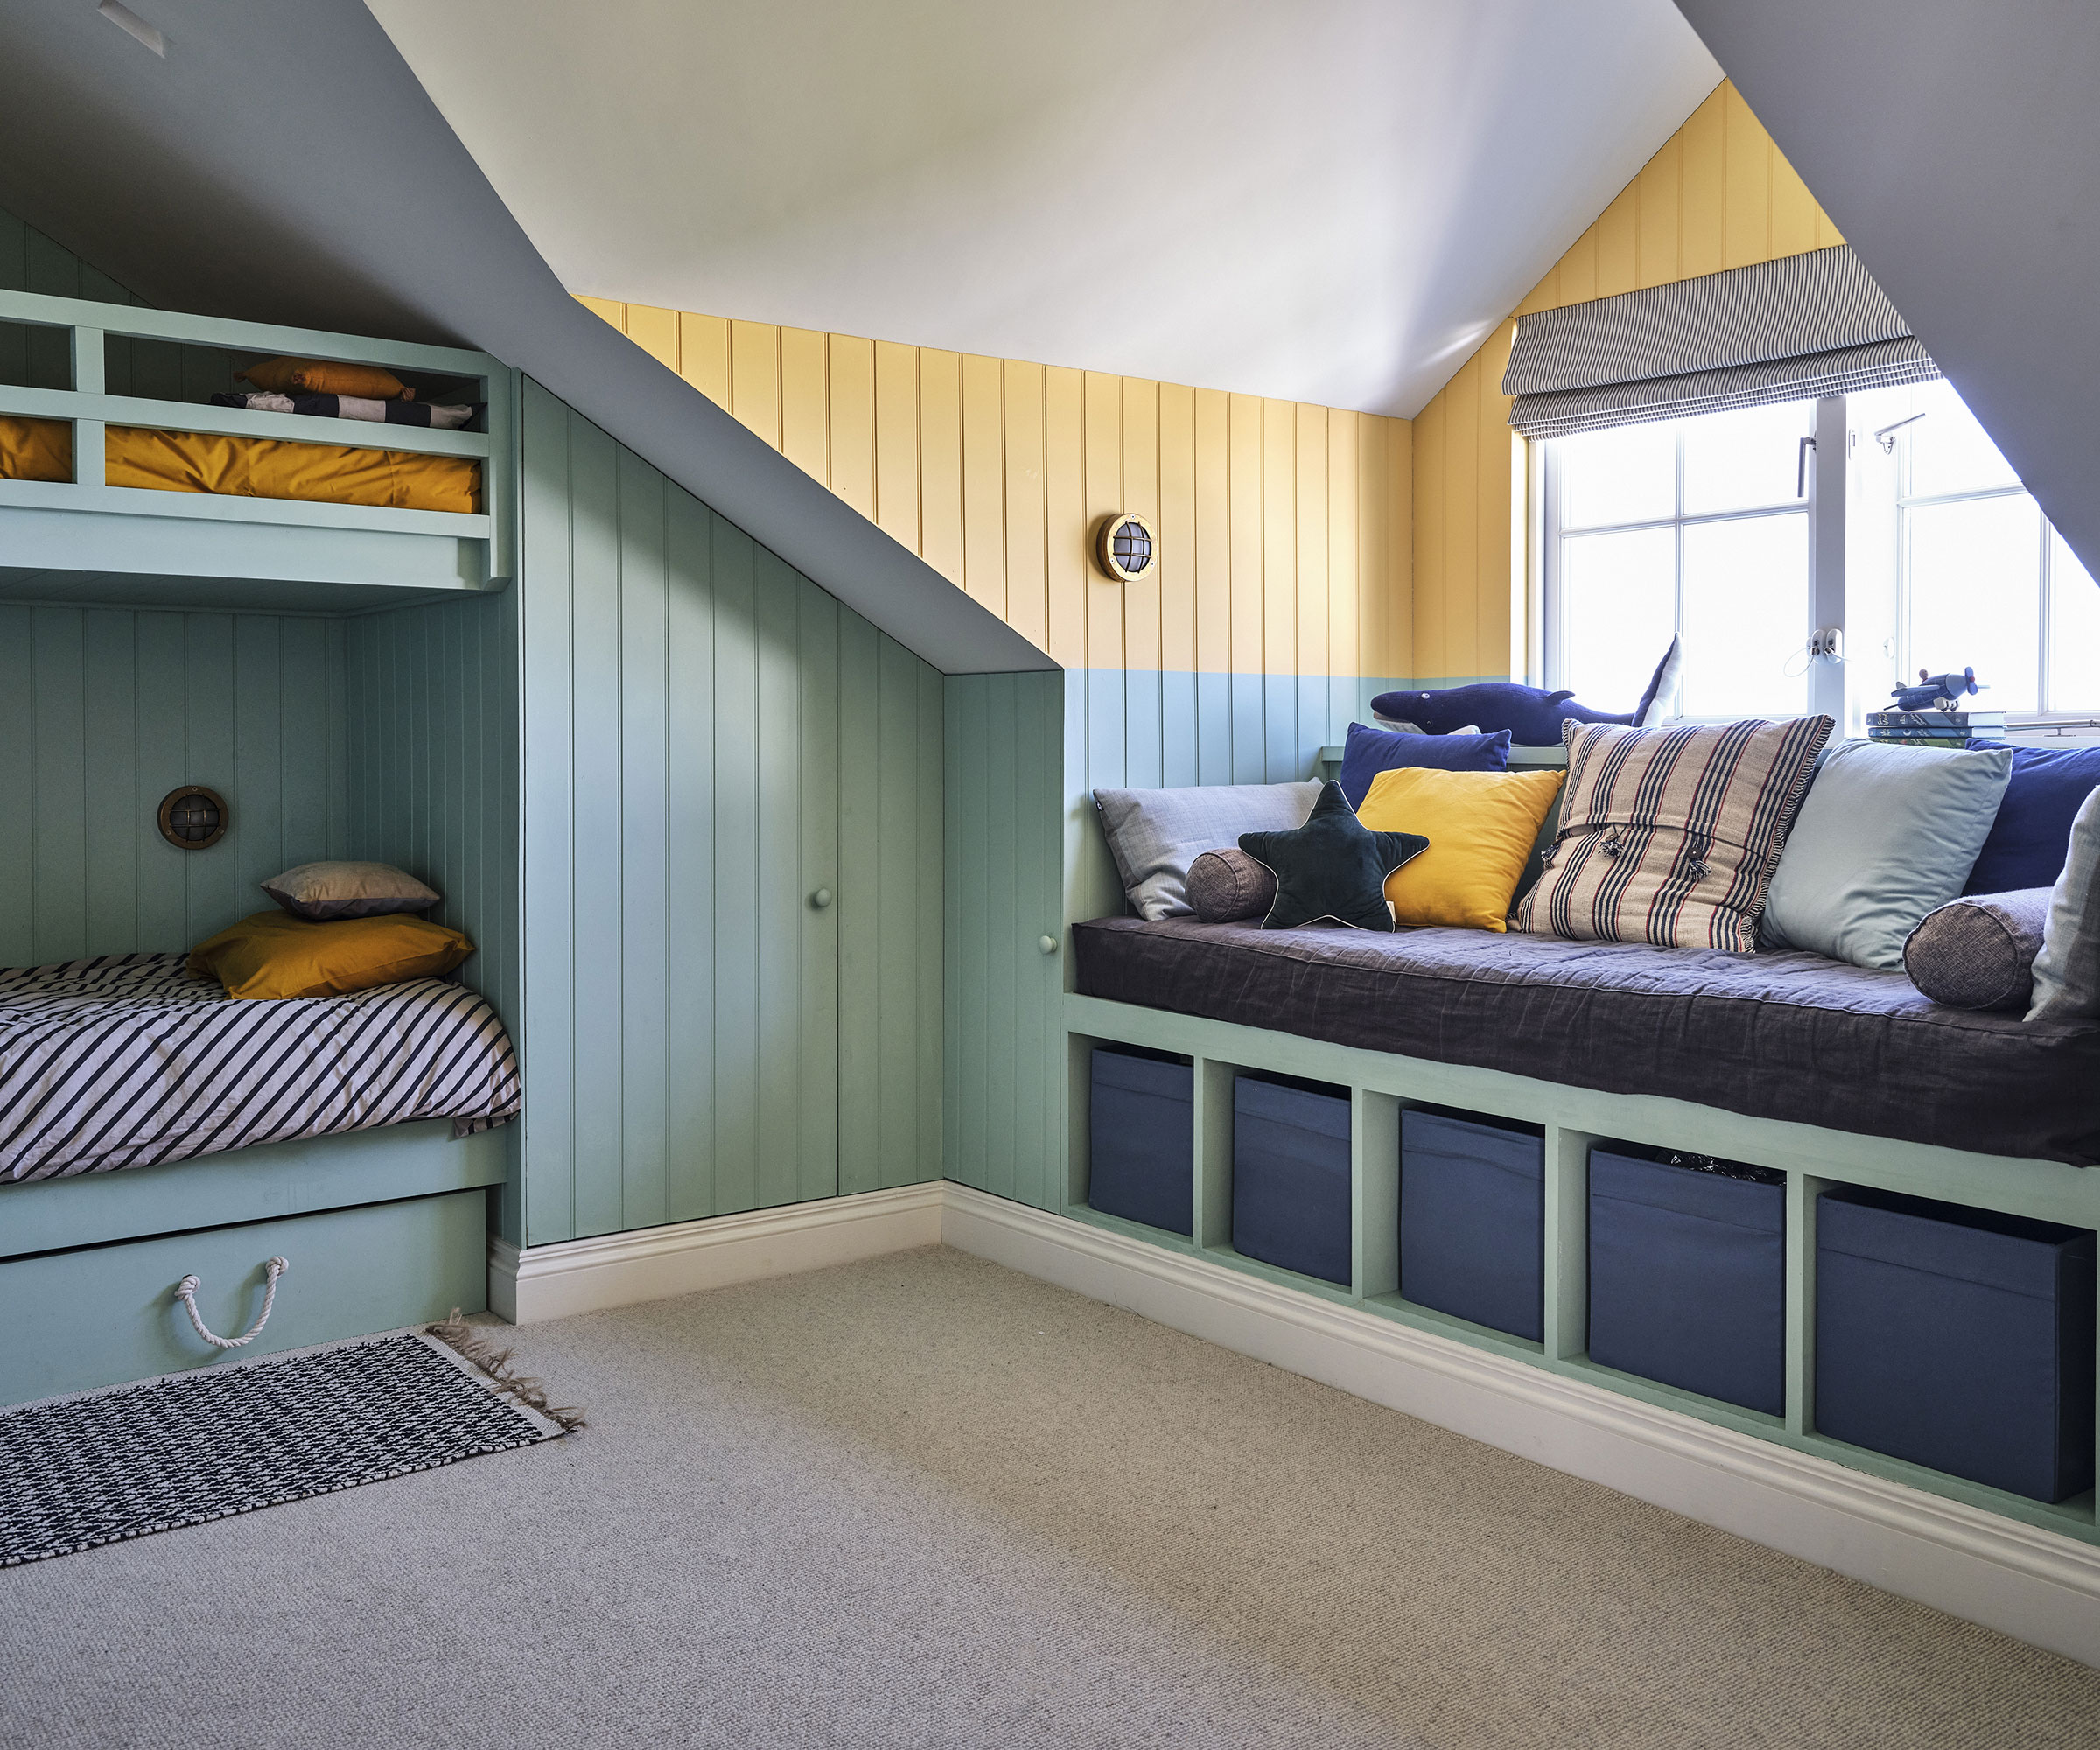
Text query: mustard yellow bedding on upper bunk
0 415 481 514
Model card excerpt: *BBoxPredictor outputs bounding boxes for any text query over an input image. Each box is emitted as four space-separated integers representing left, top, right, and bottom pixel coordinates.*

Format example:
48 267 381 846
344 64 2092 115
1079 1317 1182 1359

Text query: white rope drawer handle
172 1256 290 1350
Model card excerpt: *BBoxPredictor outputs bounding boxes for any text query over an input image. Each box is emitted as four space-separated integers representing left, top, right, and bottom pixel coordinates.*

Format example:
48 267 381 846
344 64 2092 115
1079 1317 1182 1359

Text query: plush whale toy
1888 667 1980 712
1371 638 1683 747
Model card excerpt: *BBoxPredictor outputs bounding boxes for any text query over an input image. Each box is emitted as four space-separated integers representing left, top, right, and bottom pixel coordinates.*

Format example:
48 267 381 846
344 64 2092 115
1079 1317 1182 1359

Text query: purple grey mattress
1072 917 2100 1167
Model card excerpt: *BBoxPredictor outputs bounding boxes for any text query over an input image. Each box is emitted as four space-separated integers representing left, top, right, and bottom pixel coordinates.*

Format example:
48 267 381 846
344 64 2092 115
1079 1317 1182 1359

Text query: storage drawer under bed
0 1189 489 1409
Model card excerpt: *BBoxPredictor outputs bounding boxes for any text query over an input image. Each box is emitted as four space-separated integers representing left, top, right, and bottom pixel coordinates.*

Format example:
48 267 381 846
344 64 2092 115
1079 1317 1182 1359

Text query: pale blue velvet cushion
2028 786 2100 1022
1760 739 2012 970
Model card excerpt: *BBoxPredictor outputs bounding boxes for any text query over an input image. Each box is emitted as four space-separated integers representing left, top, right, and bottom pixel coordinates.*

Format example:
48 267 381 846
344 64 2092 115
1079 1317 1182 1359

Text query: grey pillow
1186 848 1278 922
1903 888 2051 1010
1760 739 2012 970
1094 781 1321 920
262 860 441 920
2028 786 2100 1023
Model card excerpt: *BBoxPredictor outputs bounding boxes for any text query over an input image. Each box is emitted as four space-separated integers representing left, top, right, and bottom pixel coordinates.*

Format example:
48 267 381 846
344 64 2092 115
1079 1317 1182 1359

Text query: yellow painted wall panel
1409 79 1846 684
575 295 626 330
1723 81 1772 269
1158 382 1197 675
729 320 782 448
827 334 876 522
1120 377 1163 676
960 353 1006 617
918 348 964 591
1003 361 1048 652
873 340 920 553
1597 188 1639 299
1044 366 1087 669
575 294 1414 688
780 326 830 485
678 312 732 406
1193 388 1232 676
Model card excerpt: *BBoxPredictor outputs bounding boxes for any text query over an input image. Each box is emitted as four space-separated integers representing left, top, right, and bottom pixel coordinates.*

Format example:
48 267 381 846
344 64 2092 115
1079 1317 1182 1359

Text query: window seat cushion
1071 915 2100 1166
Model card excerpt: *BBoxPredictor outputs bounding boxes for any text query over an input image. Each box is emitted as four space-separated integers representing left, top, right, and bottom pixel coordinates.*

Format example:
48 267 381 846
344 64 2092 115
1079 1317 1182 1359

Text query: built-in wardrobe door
518 381 942 1249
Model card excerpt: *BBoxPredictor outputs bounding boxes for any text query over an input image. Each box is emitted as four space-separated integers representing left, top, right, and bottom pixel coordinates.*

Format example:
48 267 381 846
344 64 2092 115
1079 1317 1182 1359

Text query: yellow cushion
236 356 411 401
188 911 473 1001
1356 766 1566 932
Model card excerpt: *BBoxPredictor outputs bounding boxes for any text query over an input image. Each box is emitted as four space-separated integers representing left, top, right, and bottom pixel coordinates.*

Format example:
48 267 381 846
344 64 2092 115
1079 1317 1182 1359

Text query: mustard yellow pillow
236 357 412 402
188 911 472 1001
1356 766 1566 932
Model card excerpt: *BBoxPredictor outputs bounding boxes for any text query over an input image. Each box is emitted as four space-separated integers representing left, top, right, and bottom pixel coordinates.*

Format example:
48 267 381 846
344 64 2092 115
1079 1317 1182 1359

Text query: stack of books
1866 709 2006 748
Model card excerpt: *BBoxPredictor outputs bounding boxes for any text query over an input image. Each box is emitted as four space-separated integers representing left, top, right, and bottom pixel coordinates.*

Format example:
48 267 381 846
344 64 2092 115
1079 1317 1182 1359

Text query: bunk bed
0 289 521 1407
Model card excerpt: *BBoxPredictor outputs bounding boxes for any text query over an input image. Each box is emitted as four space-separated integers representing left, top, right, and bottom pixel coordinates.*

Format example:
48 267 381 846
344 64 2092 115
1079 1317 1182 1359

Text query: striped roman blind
1502 245 1940 438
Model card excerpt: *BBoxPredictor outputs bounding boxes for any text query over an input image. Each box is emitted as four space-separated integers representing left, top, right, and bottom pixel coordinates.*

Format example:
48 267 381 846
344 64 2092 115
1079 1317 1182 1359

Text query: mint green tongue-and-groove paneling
0 605 354 968
942 664 1402 1214
514 379 943 1250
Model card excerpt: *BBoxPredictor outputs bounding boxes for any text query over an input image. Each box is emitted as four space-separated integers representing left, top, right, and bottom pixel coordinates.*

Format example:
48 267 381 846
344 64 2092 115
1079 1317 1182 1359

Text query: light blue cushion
1093 781 1322 920
1760 739 2012 970
2028 785 2100 1022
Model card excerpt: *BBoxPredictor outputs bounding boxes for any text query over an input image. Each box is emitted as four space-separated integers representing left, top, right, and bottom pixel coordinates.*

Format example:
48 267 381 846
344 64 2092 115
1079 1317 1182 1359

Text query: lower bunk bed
1065 915 2100 1548
0 954 520 1407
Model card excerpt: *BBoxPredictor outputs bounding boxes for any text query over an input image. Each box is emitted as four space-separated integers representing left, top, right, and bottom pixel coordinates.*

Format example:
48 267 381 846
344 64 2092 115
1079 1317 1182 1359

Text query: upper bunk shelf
0 289 515 610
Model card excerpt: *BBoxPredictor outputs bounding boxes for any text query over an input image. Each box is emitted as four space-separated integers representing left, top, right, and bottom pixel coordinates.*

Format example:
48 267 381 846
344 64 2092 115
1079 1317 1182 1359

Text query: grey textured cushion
1094 781 1320 920
1186 848 1278 923
261 860 440 920
1903 888 2051 1011
1761 739 2012 970
2029 786 2100 1022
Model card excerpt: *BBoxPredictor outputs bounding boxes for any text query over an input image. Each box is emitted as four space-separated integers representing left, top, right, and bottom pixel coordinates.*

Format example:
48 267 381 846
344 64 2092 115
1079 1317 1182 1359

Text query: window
1542 401 1814 720
1537 382 2100 728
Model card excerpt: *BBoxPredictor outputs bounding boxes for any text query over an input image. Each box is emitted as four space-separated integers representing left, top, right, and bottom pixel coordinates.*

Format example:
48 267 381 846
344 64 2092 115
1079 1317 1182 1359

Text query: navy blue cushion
1964 743 2100 893
1339 721 1510 808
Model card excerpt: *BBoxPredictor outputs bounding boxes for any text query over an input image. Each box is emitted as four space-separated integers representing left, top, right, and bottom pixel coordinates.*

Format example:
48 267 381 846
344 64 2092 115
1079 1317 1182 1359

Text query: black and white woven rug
0 1330 576 1566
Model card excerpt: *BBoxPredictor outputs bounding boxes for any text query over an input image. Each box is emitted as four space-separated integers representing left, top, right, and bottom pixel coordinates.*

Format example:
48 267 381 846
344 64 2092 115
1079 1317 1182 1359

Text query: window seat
1071 916 2100 1168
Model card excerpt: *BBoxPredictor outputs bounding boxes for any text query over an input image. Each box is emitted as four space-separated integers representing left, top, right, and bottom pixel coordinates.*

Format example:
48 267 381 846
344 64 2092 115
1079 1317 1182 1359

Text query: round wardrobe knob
811 888 833 909
1040 934 1059 955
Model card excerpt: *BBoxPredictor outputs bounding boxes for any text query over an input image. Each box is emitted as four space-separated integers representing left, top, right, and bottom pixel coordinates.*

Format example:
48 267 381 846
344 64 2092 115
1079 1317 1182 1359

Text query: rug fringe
425 1312 587 1432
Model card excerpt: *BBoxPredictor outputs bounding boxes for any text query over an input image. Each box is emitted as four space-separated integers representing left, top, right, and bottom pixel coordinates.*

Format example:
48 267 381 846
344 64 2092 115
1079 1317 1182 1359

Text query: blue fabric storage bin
1587 1150 1785 1414
1088 1047 1194 1236
1400 1109 1543 1340
1232 1076 1351 1285
1816 1186 2096 1502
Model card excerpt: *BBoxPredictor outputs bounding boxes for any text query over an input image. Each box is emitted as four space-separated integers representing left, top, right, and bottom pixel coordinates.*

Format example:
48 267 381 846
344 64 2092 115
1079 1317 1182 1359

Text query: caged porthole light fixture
158 786 228 850
1094 513 1158 584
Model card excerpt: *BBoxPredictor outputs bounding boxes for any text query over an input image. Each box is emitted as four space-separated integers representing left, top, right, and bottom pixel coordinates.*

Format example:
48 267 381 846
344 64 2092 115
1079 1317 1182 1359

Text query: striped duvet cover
0 955 521 1185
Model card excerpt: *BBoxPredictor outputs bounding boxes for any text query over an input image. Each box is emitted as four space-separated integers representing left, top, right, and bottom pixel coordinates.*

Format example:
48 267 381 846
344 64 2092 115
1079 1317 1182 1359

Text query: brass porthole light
1095 512 1158 584
158 785 229 850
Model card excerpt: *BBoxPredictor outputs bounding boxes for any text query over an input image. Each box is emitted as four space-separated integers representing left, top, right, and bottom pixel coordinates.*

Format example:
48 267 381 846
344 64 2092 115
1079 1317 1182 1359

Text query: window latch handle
1797 435 1816 499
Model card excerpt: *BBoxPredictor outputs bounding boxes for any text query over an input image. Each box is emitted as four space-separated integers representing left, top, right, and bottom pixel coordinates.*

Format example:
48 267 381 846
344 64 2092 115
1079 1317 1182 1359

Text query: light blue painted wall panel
516 382 942 1246
3 605 355 969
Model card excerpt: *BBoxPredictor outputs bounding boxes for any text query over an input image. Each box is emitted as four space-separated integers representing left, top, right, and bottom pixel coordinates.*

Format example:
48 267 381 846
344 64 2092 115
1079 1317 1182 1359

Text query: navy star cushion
1237 780 1429 932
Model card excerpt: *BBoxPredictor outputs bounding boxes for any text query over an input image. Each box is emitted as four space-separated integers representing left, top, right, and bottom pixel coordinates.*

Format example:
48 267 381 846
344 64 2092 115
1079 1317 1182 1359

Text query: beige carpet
3 1244 2096 1748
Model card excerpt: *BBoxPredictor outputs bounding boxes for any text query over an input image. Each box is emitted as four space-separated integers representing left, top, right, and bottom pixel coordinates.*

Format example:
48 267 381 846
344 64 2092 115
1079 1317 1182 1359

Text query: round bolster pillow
1902 887 2053 1011
1186 847 1279 923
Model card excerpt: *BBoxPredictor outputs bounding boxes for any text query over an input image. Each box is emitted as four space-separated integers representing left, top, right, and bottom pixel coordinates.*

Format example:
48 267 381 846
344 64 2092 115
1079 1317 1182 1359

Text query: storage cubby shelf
1064 991 2100 1545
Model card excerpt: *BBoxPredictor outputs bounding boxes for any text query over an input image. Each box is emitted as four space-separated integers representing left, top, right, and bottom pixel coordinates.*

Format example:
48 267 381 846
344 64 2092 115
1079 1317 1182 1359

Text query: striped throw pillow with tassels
1513 716 1833 952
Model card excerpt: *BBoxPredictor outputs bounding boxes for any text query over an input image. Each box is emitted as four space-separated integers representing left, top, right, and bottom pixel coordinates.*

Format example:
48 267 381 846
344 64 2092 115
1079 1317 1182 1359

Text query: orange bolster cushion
236 356 414 402
188 910 474 1001
0 415 74 482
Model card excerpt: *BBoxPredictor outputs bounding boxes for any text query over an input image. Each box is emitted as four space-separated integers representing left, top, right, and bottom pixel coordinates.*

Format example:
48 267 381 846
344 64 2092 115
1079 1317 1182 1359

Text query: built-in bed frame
0 290 518 1406
1059 746 2100 1550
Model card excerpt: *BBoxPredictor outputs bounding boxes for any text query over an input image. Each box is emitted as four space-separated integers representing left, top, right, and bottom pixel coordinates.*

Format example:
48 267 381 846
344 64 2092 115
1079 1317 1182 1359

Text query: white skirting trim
488 1178 2100 1667
487 1181 944 1324
939 1182 2100 1670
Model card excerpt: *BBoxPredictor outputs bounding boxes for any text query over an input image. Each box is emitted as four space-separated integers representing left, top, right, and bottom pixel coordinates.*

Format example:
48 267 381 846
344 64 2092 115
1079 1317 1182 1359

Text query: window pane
1682 399 1813 516
1681 513 1810 718
1557 421 1675 529
2048 528 2100 712
1905 495 2040 711
1908 380 2020 500
1561 528 1676 711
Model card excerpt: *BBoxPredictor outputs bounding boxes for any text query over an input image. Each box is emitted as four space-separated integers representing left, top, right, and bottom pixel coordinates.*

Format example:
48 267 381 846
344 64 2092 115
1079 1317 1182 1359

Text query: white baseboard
487 1181 943 1324
939 1182 2100 1670
486 1177 2100 1667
